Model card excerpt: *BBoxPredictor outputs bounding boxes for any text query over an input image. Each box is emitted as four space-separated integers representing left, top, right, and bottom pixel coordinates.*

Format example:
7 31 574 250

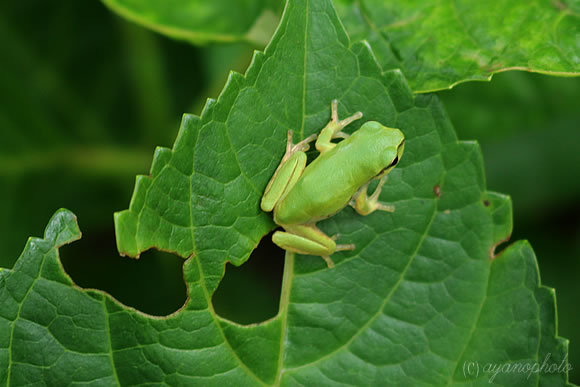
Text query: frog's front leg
316 99 363 153
350 175 395 216
261 130 317 212
272 224 354 268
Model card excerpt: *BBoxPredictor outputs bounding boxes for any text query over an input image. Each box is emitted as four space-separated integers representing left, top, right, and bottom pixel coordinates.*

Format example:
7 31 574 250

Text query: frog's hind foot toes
322 255 335 268
293 133 317 152
323 244 355 268
331 99 339 122
283 130 318 160
336 243 355 251
376 203 395 213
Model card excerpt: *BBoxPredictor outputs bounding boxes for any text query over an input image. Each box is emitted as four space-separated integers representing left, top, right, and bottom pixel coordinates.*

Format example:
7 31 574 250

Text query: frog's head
377 126 405 178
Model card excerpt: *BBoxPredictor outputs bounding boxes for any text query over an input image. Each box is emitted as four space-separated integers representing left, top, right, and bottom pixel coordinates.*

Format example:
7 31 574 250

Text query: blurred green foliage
101 0 282 45
0 0 578 383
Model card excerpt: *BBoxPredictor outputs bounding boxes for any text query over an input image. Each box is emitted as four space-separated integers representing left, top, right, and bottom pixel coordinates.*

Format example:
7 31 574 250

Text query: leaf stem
274 251 294 385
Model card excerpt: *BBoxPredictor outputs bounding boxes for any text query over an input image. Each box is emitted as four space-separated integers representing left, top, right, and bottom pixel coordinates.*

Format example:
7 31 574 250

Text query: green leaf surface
1 0 570 385
101 0 282 46
335 0 580 92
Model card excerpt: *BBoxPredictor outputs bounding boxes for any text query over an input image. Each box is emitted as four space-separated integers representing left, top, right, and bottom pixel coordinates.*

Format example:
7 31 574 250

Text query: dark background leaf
101 0 282 45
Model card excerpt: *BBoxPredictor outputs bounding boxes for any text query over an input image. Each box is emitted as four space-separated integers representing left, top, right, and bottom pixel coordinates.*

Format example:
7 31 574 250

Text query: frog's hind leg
261 150 307 212
272 224 350 268
350 175 395 216
261 130 317 212
273 224 336 256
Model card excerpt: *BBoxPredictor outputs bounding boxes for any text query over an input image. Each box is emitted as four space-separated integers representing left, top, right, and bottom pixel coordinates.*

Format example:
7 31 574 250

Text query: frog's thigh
272 224 336 256
261 151 307 212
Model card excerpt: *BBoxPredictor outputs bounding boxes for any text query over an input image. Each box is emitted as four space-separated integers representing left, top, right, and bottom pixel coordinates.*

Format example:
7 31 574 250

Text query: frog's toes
331 99 339 122
336 243 355 251
330 99 362 130
338 111 363 129
291 133 317 153
322 255 335 268
376 203 395 213
283 130 317 161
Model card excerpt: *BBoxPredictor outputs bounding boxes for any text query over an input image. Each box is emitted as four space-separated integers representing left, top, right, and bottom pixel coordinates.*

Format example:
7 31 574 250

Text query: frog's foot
321 244 354 267
334 131 350 139
330 233 355 248
351 176 395 216
282 130 317 162
330 99 363 130
316 99 362 153
336 243 355 251
322 256 335 268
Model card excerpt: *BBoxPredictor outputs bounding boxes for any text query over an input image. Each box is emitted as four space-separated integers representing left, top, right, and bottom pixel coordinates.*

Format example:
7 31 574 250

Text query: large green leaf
335 0 580 92
101 0 282 46
102 0 580 93
1 0 570 384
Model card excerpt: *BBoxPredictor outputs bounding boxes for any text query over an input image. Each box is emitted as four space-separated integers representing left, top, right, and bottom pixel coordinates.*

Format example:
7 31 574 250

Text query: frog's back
275 122 397 225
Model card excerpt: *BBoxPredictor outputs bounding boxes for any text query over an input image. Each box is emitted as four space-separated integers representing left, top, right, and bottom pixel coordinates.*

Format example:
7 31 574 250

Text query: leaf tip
201 98 217 117
150 146 172 176
44 208 82 248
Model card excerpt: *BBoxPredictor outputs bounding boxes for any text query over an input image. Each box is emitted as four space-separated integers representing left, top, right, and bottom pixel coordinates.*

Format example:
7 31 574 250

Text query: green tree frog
261 100 405 268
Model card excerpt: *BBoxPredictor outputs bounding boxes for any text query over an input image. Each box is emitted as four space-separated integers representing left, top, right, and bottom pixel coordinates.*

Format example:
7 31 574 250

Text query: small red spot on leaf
433 184 441 198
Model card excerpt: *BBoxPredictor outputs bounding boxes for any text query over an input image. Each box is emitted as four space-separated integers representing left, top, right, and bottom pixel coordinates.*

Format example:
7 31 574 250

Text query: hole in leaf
212 231 284 325
60 228 187 316
489 235 512 259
